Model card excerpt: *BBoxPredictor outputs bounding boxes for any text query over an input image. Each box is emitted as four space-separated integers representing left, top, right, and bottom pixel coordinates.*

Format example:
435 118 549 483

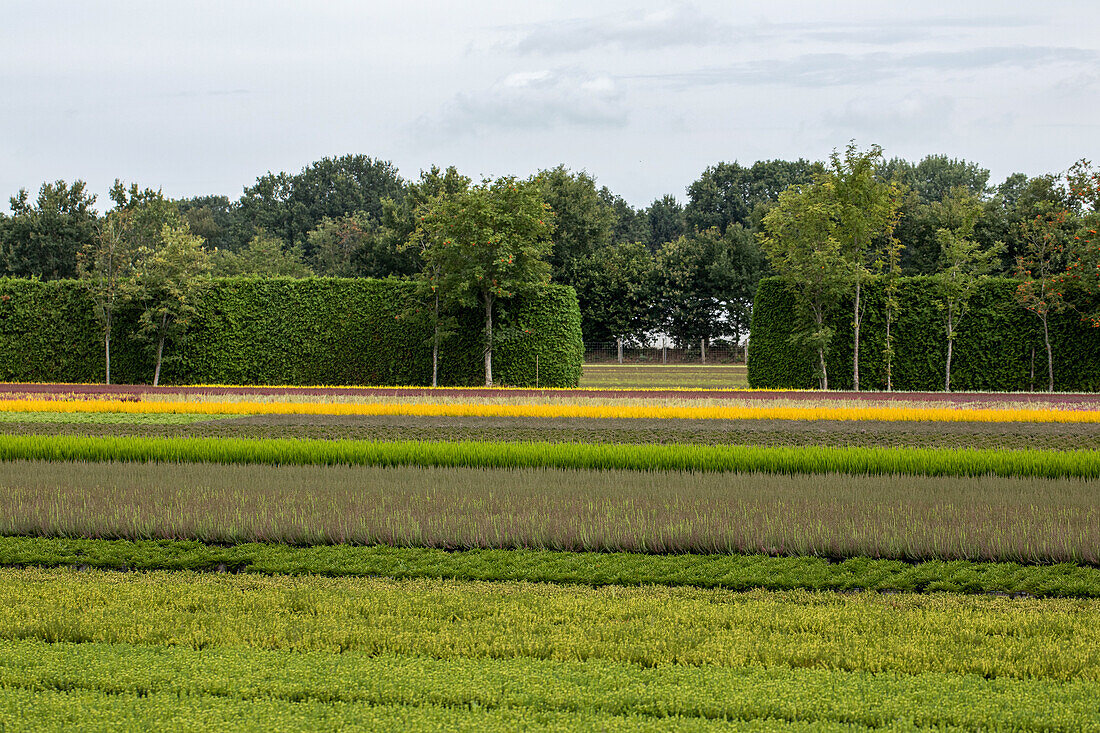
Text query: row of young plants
1 434 1098 479
1 461 1095 563
3 537 1098 599
7 411 1099 453
2 639 1097 732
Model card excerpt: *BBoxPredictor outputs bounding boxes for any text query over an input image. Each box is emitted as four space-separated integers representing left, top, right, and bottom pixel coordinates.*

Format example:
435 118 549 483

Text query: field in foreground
0 383 1097 730
1 567 1099 731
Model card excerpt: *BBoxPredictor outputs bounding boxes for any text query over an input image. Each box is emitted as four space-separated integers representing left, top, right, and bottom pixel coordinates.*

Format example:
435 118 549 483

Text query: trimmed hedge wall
0 278 583 387
748 276 1100 392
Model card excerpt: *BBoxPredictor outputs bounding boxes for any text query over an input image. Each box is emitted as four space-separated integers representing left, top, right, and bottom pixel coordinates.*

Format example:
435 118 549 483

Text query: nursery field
1 382 1099 730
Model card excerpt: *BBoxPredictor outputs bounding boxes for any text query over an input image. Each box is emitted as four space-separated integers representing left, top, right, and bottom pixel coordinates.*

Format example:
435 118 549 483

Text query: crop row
4 537 1100 598
3 460 1098 564
9 380 1100 405
4 396 1100 424
7 413 1100 452
1 640 1097 731
1 433 1099 479
5 567 1099 681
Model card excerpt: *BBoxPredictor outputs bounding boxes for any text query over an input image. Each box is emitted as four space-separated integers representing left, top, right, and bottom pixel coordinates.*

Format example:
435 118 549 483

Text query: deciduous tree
933 188 1006 391
760 185 847 389
77 214 136 384
828 143 902 391
413 177 552 386
132 225 211 386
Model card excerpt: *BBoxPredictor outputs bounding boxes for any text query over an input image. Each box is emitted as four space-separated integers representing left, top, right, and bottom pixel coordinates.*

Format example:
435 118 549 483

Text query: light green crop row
1 433 1099 478
0 640 1096 732
4 568 1099 681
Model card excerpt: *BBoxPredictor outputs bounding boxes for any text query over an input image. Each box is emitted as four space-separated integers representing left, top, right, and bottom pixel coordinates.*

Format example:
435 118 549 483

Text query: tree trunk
104 331 111 386
616 337 623 364
153 312 167 387
431 292 440 388
483 294 493 387
1042 315 1054 393
701 338 706 364
852 279 861 392
944 308 954 393
884 309 892 392
818 346 828 390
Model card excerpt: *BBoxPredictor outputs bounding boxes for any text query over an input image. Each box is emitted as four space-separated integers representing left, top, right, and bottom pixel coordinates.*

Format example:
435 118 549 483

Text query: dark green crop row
3 537 1098 598
1 434 1099 478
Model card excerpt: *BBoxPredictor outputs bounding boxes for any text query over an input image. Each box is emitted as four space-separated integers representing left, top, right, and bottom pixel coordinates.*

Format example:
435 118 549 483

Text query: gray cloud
506 8 1039 56
414 69 627 140
631 46 1099 89
508 4 736 55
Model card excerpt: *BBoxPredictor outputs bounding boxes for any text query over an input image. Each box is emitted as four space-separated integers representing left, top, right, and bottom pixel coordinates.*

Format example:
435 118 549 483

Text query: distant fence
584 341 746 365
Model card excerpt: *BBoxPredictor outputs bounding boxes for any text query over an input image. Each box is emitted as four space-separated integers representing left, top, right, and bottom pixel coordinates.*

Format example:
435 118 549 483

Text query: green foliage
1 180 99 280
685 158 824 234
573 241 656 343
0 277 581 387
533 165 615 281
238 155 405 256
749 276 1100 391
212 230 312 278
175 194 242 251
643 194 687 248
656 227 764 347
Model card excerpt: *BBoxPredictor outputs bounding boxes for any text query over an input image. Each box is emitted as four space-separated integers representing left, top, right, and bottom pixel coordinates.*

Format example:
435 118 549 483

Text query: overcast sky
3 1 1099 212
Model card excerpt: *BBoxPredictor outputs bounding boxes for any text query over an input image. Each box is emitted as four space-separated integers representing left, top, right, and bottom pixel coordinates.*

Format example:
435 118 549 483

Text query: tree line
759 144 1100 392
2 149 1098 389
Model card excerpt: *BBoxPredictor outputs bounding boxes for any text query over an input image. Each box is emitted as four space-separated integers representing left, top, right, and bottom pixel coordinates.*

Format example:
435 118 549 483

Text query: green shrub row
748 276 1100 391
2 434 1099 479
2 536 1097 597
0 277 583 387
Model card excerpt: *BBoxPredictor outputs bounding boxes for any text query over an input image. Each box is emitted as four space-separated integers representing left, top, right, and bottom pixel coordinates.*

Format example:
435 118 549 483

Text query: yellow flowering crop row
1 397 1099 424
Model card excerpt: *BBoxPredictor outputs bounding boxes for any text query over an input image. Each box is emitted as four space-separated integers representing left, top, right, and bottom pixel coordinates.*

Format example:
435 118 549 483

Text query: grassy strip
5 396 1100 423
5 568 1099 681
2 461 1097 563
8 415 1100 452
1 433 1099 478
3 537 1100 598
1 640 1097 731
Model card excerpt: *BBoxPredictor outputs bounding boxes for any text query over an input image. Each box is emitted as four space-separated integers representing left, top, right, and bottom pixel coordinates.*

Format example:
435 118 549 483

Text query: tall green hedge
0 278 583 387
748 276 1100 392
